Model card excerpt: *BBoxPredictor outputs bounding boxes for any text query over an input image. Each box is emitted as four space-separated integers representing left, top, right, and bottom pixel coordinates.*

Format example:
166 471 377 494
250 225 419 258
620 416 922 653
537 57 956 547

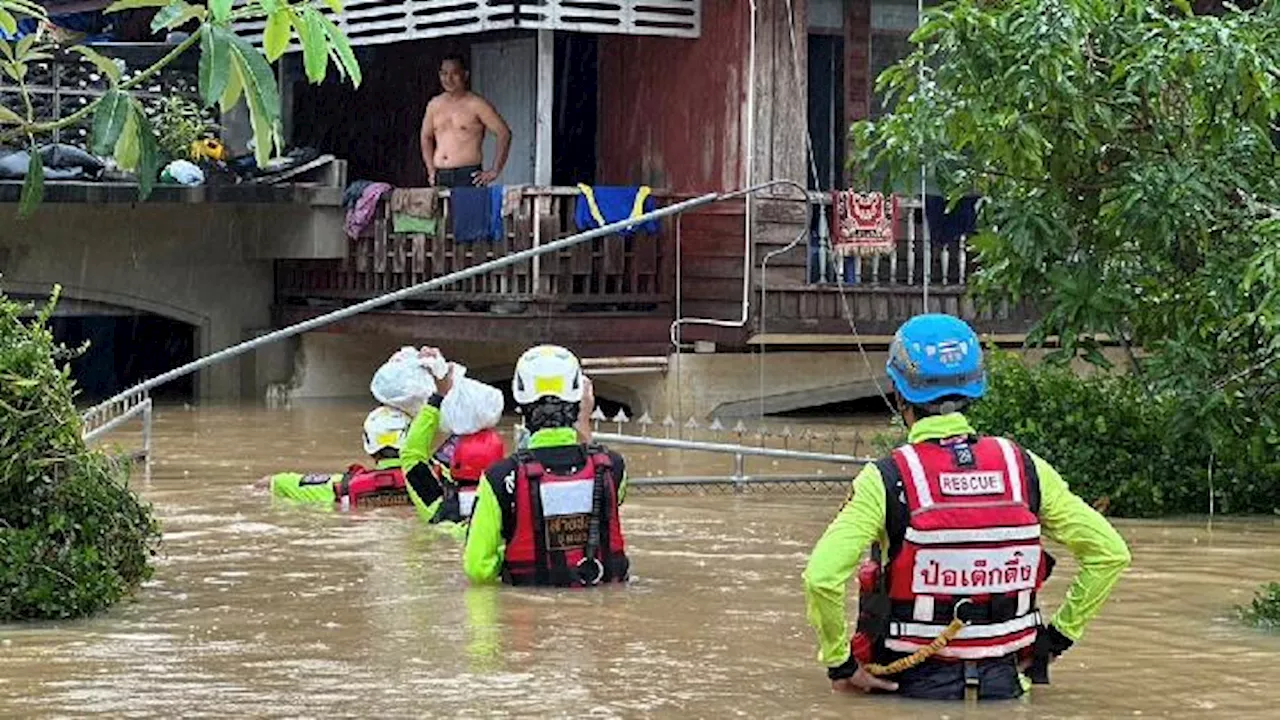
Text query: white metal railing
583 421 872 490
234 0 701 50
81 389 153 483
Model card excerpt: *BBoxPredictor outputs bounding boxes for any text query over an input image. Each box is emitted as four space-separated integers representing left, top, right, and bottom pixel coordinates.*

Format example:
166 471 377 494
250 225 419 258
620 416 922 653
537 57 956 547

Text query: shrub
967 350 1279 517
0 286 160 621
1238 583 1280 631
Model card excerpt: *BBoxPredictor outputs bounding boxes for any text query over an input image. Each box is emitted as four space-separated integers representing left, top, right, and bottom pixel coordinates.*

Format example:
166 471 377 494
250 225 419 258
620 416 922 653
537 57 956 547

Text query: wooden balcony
748 195 1039 343
273 187 1038 354
273 187 678 355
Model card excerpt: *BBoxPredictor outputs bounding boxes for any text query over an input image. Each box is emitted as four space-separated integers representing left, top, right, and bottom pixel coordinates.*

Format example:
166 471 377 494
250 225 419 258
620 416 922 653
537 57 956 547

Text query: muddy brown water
2 402 1278 718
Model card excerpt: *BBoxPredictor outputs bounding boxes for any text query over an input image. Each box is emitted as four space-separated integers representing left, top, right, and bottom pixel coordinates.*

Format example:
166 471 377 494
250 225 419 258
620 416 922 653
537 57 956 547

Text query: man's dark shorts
435 165 482 188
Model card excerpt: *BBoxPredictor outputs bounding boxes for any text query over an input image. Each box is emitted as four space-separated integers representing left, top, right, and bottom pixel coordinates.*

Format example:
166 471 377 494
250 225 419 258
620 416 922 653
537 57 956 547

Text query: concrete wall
271 333 1129 421
0 202 338 400
284 333 528 401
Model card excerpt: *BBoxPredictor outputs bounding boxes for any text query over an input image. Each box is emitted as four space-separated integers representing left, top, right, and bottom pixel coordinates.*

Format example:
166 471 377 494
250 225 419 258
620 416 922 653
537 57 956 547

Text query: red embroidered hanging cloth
831 191 898 256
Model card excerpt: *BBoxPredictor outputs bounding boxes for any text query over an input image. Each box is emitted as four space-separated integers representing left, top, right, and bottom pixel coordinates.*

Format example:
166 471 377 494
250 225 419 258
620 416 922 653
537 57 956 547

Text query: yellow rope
863 617 967 676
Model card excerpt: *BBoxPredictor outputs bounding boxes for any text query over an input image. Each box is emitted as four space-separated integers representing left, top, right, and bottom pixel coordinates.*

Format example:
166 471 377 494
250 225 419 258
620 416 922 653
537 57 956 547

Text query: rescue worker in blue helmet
803 314 1131 701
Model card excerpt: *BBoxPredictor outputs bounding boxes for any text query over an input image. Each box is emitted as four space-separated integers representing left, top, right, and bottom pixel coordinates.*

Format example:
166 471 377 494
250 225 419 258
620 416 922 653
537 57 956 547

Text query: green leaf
91 89 130 155
15 34 34 61
1171 0 1193 17
104 0 171 12
0 104 24 125
263 9 291 62
131 103 160 201
0 9 16 37
319 13 360 88
323 0 342 12
68 45 122 85
150 1 205 33
219 58 244 112
0 40 12 62
257 0 280 13
298 7 328 83
216 26 281 167
18 149 44 219
209 0 233 22
113 107 140 171
198 25 230 108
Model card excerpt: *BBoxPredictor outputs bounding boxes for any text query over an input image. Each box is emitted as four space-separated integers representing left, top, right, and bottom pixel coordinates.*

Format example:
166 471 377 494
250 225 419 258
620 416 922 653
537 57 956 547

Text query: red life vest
503 447 629 587
856 436 1048 663
337 464 408 509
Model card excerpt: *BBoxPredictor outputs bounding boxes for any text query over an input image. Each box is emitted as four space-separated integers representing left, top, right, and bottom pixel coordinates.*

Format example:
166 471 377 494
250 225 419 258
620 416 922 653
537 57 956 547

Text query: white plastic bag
370 347 437 417
440 364 506 435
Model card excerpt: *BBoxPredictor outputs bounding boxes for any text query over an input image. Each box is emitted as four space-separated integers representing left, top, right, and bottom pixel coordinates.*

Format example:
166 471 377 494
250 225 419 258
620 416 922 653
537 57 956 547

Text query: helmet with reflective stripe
885 314 986 405
362 405 412 455
512 344 584 405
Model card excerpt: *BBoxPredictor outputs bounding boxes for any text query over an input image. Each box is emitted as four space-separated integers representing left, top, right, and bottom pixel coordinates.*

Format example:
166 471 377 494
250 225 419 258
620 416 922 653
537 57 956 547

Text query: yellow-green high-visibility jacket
802 413 1132 668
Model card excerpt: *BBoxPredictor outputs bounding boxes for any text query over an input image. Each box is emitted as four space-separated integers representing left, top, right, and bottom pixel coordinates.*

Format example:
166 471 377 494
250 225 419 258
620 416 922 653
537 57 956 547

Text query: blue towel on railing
574 184 658 236
489 185 505 240
452 187 494 243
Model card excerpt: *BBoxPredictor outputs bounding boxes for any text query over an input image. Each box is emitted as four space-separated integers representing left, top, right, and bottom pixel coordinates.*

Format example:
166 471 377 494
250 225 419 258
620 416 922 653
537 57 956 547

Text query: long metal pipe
83 191 721 417
593 431 870 465
630 474 848 487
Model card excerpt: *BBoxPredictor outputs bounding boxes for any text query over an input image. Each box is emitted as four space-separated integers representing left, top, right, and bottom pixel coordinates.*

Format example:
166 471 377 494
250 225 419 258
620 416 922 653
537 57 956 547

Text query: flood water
2 401 1278 718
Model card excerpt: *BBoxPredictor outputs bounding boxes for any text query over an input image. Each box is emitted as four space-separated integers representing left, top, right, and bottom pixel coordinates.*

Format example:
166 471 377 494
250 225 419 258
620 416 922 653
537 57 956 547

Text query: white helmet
362 406 412 455
512 344 584 405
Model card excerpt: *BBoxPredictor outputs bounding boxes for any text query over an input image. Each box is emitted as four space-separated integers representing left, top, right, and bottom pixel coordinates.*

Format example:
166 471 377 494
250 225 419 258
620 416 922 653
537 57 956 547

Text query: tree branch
0 31 201 144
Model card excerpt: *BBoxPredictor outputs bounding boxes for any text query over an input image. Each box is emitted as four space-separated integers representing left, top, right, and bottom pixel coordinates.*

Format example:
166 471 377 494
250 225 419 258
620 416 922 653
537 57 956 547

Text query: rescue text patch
938 471 1005 496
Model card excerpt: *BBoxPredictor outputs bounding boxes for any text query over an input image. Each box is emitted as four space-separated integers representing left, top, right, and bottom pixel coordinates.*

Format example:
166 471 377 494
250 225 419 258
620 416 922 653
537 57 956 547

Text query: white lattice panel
234 0 700 50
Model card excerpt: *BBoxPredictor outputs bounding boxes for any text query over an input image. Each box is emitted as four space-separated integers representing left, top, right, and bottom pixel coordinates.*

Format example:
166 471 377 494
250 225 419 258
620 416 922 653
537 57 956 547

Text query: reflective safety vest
337 464 408 509
437 429 506 522
865 436 1048 662
503 446 629 587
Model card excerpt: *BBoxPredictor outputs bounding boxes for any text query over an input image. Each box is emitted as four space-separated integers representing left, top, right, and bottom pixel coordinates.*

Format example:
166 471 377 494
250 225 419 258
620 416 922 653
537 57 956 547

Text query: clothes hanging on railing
574 184 659 236
344 181 393 239
923 195 980 247
451 186 506 243
831 190 898 256
390 188 439 234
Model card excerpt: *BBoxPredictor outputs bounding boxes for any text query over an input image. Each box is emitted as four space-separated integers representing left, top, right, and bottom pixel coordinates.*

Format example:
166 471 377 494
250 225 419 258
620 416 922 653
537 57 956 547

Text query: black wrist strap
827 655 859 681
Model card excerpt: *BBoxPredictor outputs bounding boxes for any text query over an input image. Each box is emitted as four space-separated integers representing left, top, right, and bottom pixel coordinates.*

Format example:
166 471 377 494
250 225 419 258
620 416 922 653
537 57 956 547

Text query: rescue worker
400 348 507 538
462 344 630 587
803 314 1131 701
258 406 413 508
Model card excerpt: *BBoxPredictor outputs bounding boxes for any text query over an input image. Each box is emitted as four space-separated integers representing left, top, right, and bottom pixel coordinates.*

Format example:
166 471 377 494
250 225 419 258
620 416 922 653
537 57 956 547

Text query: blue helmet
885 314 986 405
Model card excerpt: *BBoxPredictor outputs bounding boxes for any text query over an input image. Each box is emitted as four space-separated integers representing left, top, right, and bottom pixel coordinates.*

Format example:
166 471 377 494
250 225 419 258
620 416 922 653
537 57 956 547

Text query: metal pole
593 431 868 464
84 191 721 417
918 0 929 311
142 397 153 485
732 453 745 492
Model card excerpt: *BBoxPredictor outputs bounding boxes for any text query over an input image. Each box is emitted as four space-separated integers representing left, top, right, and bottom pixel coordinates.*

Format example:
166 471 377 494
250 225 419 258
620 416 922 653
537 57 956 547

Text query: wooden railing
274 187 674 314
804 195 973 288
754 194 1037 338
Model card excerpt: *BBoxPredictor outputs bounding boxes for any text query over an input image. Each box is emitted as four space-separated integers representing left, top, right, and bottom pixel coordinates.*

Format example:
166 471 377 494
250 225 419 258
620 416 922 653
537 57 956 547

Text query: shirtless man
420 54 512 187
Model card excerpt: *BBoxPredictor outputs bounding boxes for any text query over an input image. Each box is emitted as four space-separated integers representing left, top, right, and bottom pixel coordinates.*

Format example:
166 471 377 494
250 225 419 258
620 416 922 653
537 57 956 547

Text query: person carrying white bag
373 346 508 536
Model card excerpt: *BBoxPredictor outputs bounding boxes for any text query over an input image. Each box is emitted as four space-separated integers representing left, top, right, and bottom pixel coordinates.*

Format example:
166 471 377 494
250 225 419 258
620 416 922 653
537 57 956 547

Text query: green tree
853 0 1280 512
1 0 361 217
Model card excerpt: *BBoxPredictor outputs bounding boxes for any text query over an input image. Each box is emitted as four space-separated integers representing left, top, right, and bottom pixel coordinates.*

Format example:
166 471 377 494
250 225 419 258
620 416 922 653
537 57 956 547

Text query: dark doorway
807 33 845 192
553 33 598 185
48 314 197 404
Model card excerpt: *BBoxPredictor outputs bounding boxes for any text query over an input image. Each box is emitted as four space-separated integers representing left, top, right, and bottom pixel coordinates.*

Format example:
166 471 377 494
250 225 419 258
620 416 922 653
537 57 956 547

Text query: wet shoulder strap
876 455 910 562
1008 441 1042 515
